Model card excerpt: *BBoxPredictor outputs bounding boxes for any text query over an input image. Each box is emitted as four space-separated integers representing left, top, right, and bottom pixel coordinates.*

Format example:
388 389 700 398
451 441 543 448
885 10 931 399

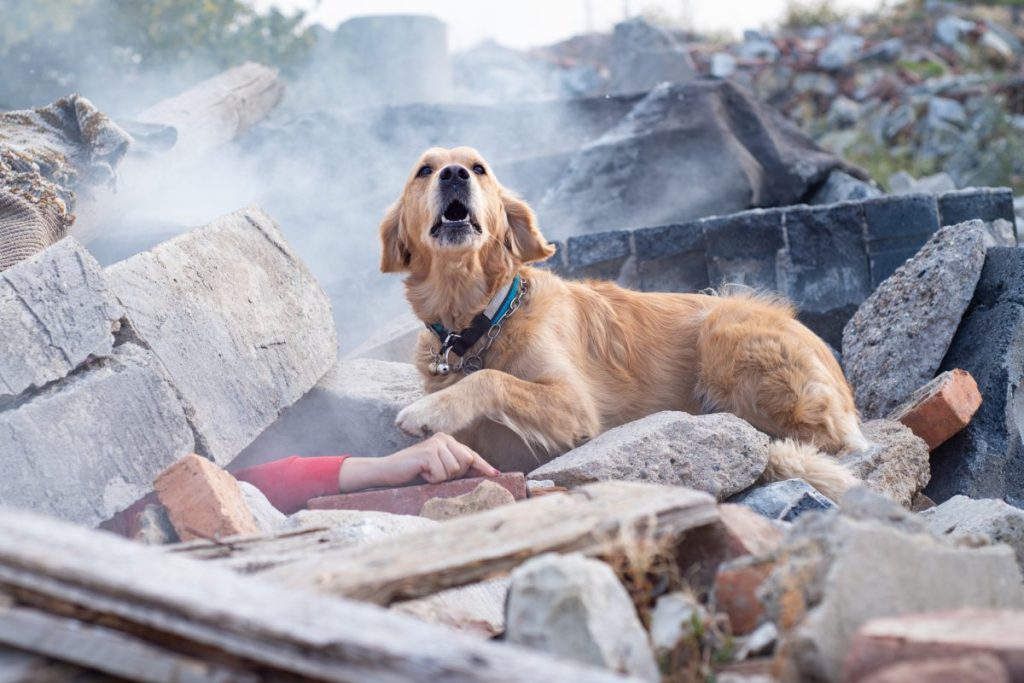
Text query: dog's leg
396 369 599 454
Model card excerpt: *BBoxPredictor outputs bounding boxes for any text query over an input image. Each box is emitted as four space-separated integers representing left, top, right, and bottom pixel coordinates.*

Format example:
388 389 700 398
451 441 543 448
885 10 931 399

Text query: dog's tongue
444 200 469 221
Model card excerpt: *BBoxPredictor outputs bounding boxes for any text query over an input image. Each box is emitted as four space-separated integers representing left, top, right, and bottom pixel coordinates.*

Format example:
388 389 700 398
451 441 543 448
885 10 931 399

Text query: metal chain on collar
430 277 528 376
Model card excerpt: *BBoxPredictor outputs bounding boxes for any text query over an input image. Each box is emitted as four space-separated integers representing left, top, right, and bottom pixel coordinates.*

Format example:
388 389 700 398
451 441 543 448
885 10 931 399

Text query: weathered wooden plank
264 481 718 605
0 507 637 683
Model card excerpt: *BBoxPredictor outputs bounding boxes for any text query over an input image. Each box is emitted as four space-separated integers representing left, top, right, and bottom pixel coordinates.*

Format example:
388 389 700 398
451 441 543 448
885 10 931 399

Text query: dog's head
379 147 555 273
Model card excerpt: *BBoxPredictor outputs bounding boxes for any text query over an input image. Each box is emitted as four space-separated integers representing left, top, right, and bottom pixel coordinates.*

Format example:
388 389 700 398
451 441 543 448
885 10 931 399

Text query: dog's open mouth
431 199 482 240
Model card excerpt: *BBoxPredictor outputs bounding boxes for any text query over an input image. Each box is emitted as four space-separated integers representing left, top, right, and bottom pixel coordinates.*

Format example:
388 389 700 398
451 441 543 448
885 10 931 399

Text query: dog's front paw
395 394 466 438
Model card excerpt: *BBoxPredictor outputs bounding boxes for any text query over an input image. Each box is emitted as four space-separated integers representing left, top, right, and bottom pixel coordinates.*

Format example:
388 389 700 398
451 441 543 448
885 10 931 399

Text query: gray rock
106 206 337 465
609 17 696 95
817 35 864 70
927 248 1024 505
506 553 659 682
920 495 1024 570
839 420 930 507
135 504 178 545
529 411 769 500
825 97 861 129
935 15 974 47
0 343 194 527
392 578 509 639
837 486 931 536
842 221 994 418
808 170 881 205
736 622 778 660
980 30 1014 64
281 508 436 542
710 53 737 79
729 479 837 521
737 37 780 61
233 359 421 469
927 97 968 128
0 238 123 401
649 591 708 658
766 513 1024 682
237 481 287 533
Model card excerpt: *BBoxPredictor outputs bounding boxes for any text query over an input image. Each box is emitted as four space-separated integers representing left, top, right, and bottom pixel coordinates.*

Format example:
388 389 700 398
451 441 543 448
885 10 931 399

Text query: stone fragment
609 17 696 95
134 504 178 545
155 454 261 542
763 514 1024 682
234 359 421 468
281 508 436 543
839 420 930 507
920 495 1024 571
307 473 527 516
391 579 509 639
677 503 784 590
845 610 1024 683
817 35 864 70
105 206 336 465
856 655 1009 683
736 622 778 661
729 479 836 522
928 248 1024 505
529 411 769 501
888 370 982 450
237 481 287 534
842 221 993 418
714 558 776 635
506 553 660 682
808 170 881 205
0 343 194 527
0 238 123 401
649 591 708 658
420 480 516 520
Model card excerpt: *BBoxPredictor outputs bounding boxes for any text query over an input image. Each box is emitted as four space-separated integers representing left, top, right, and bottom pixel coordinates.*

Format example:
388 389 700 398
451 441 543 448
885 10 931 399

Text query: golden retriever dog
380 146 867 499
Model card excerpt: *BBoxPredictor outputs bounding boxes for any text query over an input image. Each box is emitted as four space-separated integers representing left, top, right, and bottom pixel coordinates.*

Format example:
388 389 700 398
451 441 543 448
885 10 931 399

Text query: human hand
338 433 500 492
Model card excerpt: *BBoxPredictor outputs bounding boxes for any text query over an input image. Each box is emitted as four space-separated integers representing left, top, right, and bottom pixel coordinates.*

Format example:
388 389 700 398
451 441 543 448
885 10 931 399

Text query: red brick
843 609 1024 683
856 655 1009 683
154 454 260 542
678 503 783 591
890 369 983 450
307 473 527 516
714 559 776 635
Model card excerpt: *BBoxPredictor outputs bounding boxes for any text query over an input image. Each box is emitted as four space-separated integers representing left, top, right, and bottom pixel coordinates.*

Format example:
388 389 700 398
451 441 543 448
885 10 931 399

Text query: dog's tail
764 439 861 502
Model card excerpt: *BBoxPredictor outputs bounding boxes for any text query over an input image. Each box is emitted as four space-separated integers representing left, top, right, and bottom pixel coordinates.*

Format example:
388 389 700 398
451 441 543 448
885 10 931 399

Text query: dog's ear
379 200 411 273
501 190 555 264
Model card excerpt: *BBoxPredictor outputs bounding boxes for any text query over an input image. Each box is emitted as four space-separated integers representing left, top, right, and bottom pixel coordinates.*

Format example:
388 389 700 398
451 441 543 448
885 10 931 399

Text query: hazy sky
255 0 884 50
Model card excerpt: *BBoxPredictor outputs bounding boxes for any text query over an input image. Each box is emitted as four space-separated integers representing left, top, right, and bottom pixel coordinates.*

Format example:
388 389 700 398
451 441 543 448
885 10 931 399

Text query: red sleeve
232 455 348 514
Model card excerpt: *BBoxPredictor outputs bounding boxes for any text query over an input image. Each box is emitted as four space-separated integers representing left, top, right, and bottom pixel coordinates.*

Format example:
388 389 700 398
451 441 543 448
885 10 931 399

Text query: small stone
729 480 836 522
506 553 660 682
935 15 974 47
714 558 776 635
920 496 1024 571
817 34 864 70
736 622 779 661
839 420 930 508
391 579 509 639
134 504 178 545
529 411 770 501
419 480 516 521
888 370 982 450
237 481 287 534
711 53 737 79
154 454 261 542
677 503 784 591
649 591 708 658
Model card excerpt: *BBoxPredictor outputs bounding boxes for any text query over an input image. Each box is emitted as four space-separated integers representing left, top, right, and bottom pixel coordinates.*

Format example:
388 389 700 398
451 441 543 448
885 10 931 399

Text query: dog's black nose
439 164 470 185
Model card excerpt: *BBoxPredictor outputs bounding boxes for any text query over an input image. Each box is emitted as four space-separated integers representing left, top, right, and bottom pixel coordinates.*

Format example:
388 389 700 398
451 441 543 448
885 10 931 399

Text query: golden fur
380 147 865 499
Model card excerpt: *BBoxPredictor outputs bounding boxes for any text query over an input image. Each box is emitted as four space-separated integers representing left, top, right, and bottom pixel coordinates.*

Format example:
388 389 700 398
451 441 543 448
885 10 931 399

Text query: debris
154 454 260 542
237 481 287 534
506 552 660 682
842 220 994 418
609 17 697 95
839 420 930 507
920 495 1024 571
888 369 982 450
714 557 776 635
928 247 1024 504
391 579 510 639
308 473 526 517
529 411 770 501
729 479 837 521
134 504 178 546
844 610 1024 683
420 480 516 520
677 503 784 591
649 591 708 659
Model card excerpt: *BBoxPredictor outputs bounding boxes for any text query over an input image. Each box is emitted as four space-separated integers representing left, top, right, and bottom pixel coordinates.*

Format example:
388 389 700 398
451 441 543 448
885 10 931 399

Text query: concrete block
939 187 1016 231
0 238 123 401
105 206 337 465
0 343 194 527
861 194 941 286
704 209 785 291
565 230 632 270
634 222 709 292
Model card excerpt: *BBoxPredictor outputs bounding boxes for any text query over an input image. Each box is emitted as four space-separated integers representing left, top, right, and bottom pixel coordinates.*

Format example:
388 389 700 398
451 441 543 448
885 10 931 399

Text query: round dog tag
461 356 484 374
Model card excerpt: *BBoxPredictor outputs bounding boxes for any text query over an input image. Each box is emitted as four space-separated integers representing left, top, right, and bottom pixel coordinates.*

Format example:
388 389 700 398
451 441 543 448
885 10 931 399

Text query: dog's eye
472 164 486 175
418 166 432 177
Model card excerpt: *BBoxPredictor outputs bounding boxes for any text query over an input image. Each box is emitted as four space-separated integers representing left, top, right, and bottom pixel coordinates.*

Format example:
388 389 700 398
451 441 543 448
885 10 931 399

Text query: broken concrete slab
888 369 982 450
920 495 1024 571
928 247 1024 506
764 514 1024 682
155 454 260 542
233 359 421 468
839 420 931 507
842 220 994 419
0 343 194 527
729 479 836 521
391 579 509 639
105 206 336 465
506 553 660 682
0 237 123 401
529 411 769 501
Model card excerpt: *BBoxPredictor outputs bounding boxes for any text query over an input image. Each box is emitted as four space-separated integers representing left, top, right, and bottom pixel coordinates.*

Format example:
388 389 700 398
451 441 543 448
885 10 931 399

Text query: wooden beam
0 507 636 683
263 481 718 605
